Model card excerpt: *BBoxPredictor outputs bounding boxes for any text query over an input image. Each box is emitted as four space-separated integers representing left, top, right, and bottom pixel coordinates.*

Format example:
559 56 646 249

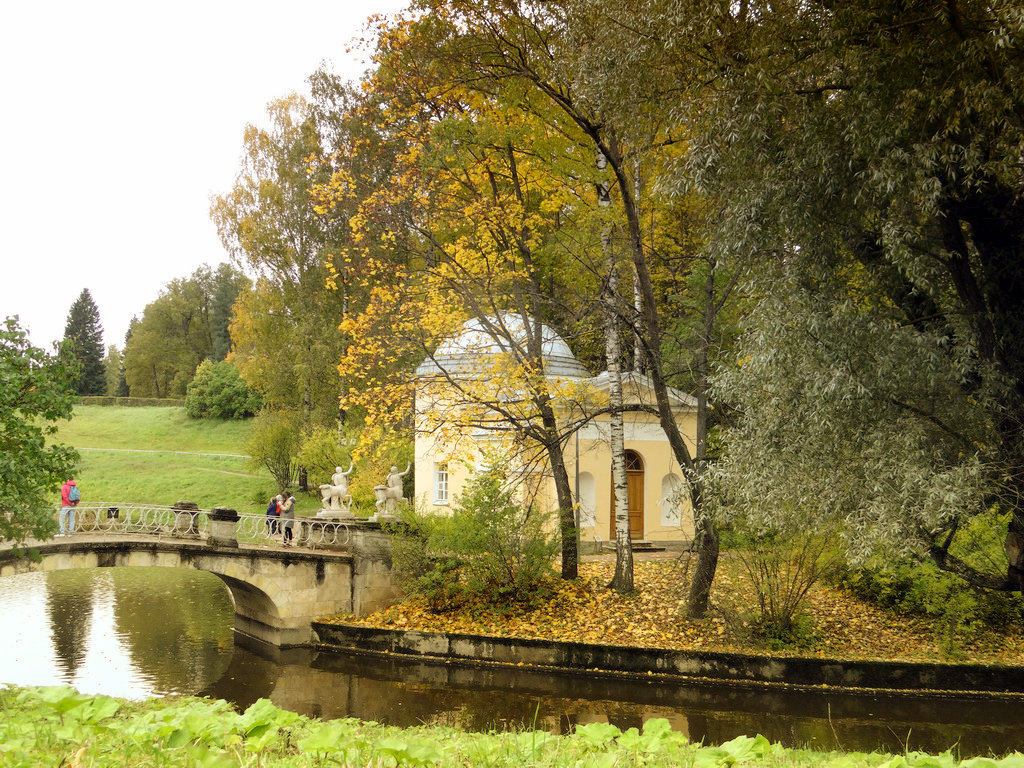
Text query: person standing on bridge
280 491 295 547
266 494 281 536
58 478 80 536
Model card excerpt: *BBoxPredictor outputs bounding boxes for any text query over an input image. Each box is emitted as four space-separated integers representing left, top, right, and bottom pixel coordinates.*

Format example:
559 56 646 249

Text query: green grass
59 405 252 453
51 406 321 516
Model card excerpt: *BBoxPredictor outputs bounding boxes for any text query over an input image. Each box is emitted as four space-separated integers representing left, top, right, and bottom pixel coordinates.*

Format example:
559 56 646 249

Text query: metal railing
62 503 209 537
297 517 352 549
57 504 352 550
238 513 353 549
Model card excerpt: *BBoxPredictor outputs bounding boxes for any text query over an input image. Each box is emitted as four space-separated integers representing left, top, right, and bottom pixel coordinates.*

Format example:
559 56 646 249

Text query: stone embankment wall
312 623 1024 694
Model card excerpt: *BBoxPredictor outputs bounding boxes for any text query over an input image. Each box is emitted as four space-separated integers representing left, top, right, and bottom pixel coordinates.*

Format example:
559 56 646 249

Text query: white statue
319 463 353 511
375 462 410 513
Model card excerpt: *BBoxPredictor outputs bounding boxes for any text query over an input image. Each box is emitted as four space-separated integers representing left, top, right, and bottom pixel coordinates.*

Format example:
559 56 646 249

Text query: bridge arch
0 539 354 647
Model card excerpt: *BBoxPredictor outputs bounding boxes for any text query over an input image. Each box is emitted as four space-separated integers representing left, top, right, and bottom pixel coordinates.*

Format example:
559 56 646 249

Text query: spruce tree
62 289 106 395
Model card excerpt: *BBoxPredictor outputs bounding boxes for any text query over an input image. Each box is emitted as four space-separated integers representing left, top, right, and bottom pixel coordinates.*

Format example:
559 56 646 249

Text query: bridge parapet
208 507 240 548
4 506 404 646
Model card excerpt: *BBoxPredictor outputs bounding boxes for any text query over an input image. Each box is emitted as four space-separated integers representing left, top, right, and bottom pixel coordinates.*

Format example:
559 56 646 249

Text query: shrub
736 529 842 644
185 360 261 419
245 410 299 489
295 426 351 489
386 461 559 611
77 396 185 407
837 559 1024 658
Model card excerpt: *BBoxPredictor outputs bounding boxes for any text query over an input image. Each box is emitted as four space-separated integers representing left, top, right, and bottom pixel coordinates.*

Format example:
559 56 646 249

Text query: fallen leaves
323 554 1024 665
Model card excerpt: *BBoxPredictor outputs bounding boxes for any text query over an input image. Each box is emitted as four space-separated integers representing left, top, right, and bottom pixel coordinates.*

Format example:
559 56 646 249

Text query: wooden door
610 450 645 540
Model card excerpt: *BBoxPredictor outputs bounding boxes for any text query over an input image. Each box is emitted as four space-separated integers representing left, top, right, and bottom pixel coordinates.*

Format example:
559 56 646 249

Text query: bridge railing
234 513 353 549
297 517 352 549
68 503 209 537
61 505 353 550
235 512 286 545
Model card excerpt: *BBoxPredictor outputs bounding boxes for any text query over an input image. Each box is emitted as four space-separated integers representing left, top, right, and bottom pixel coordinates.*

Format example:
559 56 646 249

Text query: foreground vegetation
4 684 1023 768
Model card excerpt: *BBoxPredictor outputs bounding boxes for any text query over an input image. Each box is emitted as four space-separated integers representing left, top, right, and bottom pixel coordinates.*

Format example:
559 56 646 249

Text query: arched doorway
610 450 644 540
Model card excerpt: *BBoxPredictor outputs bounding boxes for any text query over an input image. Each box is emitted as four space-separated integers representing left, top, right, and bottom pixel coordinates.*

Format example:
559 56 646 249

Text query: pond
0 567 1021 756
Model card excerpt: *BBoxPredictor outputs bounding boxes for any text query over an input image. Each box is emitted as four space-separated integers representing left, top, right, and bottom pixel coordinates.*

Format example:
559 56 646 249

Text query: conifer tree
62 289 105 395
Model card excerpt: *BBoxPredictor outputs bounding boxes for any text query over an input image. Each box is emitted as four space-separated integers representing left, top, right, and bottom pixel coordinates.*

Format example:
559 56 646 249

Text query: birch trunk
599 134 717 616
598 153 633 592
606 250 633 592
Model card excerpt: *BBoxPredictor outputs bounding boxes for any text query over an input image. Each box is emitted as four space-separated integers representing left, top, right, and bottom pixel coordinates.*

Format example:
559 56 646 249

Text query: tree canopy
669 0 1024 589
62 288 105 396
0 317 79 544
122 264 247 398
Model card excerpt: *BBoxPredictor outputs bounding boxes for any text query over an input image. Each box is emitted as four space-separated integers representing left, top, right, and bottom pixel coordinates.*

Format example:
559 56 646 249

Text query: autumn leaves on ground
326 554 1024 666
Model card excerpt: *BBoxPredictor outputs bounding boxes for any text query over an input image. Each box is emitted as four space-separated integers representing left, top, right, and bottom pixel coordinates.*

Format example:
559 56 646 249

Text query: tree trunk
603 227 634 593
542 405 579 580
601 135 718 617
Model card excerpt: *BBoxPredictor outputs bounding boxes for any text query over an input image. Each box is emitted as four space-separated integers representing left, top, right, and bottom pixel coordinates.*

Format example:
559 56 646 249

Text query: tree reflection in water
46 569 96 681
4 568 1024 756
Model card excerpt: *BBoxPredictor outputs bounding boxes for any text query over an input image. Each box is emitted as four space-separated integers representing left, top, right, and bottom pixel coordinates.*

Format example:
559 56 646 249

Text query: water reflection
46 569 95 680
1 567 1023 756
210 637 1024 756
1 568 234 698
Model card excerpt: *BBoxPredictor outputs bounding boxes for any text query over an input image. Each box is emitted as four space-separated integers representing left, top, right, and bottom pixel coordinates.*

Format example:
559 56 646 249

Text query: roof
586 371 698 410
415 314 592 379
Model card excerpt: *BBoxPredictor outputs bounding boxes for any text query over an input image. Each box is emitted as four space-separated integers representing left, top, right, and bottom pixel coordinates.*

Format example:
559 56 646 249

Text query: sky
0 0 405 351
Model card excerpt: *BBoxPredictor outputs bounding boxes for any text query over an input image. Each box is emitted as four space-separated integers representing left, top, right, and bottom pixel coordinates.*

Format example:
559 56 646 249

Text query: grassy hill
53 406 316 515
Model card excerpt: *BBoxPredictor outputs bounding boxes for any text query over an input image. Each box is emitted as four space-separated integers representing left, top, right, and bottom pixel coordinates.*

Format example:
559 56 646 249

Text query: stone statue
374 462 411 514
319 463 353 512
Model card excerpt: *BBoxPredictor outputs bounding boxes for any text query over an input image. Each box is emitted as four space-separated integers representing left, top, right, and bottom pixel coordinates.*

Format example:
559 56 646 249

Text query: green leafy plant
0 317 79 543
245 410 300 489
387 460 559 611
838 559 1024 659
186 360 262 419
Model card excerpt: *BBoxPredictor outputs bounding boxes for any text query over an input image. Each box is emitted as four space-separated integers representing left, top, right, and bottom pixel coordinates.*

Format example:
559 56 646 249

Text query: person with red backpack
59 478 80 536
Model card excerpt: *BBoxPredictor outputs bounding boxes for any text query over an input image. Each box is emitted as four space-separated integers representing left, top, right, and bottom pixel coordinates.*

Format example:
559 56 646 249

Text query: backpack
68 485 81 503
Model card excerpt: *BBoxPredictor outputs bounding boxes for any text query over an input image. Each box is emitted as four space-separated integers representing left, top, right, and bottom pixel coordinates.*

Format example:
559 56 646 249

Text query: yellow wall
568 409 696 543
413 392 697 544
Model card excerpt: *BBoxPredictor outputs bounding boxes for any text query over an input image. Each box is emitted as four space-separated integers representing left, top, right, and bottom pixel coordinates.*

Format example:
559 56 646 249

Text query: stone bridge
0 514 401 648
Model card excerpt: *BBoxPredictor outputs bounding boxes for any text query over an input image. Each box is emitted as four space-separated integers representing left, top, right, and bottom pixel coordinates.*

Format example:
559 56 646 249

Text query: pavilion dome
415 314 591 379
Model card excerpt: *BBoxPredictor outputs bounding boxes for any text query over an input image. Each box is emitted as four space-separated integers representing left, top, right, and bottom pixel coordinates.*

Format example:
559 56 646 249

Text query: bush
295 426 351 489
737 531 842 644
244 410 299 489
77 396 185 407
386 461 559 611
185 360 261 419
837 559 1024 658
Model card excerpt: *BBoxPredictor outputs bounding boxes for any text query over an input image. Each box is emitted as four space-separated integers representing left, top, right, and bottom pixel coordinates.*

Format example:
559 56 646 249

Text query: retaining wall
312 622 1024 694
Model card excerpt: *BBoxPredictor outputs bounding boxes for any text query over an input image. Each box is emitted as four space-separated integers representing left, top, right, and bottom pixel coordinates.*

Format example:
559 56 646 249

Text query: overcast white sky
0 0 405 351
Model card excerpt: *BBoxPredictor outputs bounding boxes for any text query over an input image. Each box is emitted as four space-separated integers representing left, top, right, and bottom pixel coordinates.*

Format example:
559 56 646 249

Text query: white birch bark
599 153 633 592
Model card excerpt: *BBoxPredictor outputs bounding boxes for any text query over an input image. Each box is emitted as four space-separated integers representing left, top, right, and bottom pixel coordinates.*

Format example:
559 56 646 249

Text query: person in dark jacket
266 495 281 535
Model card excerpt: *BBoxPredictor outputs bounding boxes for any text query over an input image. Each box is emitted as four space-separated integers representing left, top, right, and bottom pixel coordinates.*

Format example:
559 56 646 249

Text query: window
434 462 449 505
